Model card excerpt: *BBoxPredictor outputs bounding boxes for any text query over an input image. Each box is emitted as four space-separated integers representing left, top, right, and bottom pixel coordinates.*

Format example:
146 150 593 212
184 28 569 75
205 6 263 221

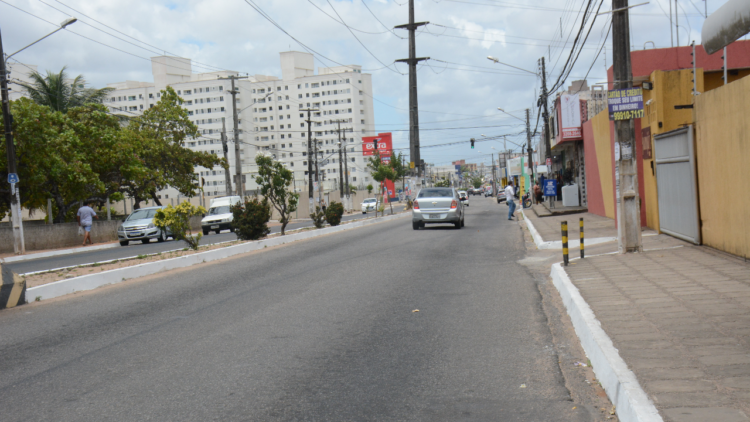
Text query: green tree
366 184 373 194
389 152 407 192
471 177 483 189
0 99 107 222
255 154 299 235
367 151 396 216
153 201 206 250
435 179 451 188
19 67 113 113
123 87 224 209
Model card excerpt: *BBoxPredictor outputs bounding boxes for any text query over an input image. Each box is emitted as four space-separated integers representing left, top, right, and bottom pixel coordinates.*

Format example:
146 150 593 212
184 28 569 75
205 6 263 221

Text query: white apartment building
245 51 375 193
105 51 375 199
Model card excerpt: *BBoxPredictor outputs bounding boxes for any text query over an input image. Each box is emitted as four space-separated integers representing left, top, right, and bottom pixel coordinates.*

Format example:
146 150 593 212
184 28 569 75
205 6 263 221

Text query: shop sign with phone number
608 87 643 121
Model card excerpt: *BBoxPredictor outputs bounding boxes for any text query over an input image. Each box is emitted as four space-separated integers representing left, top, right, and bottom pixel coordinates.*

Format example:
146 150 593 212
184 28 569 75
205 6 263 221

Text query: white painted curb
27 213 409 302
520 209 616 250
550 263 663 422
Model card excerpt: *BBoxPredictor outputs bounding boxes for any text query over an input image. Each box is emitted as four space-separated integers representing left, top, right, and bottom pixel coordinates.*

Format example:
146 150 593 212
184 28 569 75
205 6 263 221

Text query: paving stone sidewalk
564 244 750 422
522 208 658 242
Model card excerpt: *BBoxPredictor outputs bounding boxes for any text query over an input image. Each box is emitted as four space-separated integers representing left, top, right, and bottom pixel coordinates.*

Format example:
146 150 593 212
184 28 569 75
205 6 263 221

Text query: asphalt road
0 198 593 421
6 211 388 275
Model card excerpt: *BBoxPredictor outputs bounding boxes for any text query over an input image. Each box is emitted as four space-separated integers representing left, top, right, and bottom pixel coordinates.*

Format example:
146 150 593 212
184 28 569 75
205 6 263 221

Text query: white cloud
0 0 722 165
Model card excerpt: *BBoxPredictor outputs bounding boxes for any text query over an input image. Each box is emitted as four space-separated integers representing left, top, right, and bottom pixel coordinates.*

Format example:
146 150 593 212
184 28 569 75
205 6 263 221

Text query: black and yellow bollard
580 218 585 259
561 221 569 266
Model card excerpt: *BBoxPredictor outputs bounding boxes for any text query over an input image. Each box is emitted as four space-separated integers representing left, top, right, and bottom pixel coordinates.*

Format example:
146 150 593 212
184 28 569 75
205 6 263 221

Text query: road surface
0 199 596 421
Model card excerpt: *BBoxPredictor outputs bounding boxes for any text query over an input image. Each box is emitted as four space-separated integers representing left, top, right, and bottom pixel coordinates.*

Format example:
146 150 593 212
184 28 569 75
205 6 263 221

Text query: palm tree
19 67 114 113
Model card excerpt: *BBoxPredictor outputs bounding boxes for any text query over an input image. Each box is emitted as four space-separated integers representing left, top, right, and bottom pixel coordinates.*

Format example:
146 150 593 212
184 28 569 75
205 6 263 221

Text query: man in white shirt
76 201 99 246
505 182 516 220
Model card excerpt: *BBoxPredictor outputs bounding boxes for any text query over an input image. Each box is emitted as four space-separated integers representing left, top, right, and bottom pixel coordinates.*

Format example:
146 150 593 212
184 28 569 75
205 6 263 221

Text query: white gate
653 126 701 244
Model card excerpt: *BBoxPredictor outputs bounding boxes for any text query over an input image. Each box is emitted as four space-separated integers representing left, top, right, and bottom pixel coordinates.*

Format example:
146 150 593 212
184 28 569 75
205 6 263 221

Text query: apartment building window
129 106 137 111
128 96 136 101
297 84 301 89
346 79 350 83
220 107 225 112
305 83 309 88
277 86 281 91
285 95 289 100
140 105 144 110
361 120 365 124
139 94 143 99
358 80 362 84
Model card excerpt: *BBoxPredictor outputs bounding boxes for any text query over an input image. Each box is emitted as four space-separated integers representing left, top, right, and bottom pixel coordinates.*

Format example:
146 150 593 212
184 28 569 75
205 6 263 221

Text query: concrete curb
550 263 663 422
520 209 617 250
27 212 410 302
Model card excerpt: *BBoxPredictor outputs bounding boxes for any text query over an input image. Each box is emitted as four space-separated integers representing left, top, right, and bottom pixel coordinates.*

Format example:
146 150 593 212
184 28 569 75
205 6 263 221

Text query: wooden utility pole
218 75 248 199
395 0 429 177
221 118 233 196
612 0 643 253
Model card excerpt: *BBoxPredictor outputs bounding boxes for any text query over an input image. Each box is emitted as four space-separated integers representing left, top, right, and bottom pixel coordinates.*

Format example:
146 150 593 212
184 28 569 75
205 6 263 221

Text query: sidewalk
523 211 750 421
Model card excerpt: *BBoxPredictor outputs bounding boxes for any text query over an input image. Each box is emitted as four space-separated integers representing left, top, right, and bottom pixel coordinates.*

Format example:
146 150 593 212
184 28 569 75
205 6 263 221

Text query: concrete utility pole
540 57 552 165
218 75 248 199
343 131 350 210
1 29 25 254
314 138 321 207
675 0 680 47
335 120 351 211
612 0 643 253
395 0 429 177
302 108 317 212
337 125 344 196
220 118 233 196
526 108 535 185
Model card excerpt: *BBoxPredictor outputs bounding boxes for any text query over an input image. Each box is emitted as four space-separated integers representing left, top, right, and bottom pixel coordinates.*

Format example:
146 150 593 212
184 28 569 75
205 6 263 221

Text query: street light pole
2 17 77 254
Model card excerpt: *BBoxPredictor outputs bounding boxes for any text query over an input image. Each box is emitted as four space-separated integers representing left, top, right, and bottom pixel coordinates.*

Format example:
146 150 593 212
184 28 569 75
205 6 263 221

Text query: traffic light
470 138 475 149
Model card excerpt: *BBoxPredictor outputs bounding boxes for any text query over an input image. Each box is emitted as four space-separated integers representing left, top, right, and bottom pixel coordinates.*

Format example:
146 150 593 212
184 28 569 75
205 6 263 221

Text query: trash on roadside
519 384 526 388
412 309 419 313
574 361 588 367
610 405 616 415
572 407 577 410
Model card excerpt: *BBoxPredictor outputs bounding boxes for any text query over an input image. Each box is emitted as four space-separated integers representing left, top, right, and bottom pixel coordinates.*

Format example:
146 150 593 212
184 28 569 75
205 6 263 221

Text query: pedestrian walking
321 199 327 213
76 200 99 246
505 182 516 220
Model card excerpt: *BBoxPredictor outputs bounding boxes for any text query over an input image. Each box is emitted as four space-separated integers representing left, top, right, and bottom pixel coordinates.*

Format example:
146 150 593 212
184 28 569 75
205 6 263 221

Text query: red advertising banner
362 133 392 163
362 133 395 199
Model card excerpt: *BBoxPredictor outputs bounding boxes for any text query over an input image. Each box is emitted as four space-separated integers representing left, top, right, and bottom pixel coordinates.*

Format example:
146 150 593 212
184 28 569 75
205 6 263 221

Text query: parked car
412 187 465 230
484 187 493 197
361 197 378 214
497 190 506 203
117 206 172 246
201 196 242 235
458 190 469 207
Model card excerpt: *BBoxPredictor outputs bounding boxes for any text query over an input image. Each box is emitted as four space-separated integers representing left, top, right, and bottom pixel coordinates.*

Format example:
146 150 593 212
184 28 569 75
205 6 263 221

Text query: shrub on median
325 201 344 226
310 206 326 229
231 197 272 241
154 202 206 251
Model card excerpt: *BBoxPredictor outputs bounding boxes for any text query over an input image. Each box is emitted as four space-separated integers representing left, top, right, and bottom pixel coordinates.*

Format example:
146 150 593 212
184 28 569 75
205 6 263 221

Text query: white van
201 196 242 235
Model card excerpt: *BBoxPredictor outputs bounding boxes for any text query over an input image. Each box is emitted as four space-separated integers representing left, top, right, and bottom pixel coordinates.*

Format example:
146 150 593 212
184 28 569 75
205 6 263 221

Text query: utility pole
675 0 680 47
221 118 233 196
337 123 344 197
526 108 535 186
1 30 25 254
395 0 429 178
218 75 248 199
302 108 317 212
669 0 674 47
539 57 552 167
314 137 321 207
342 128 350 211
335 120 351 212
612 0 643 253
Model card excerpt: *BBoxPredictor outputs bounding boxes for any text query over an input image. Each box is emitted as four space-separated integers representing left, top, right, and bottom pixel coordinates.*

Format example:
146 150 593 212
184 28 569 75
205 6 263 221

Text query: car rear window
418 188 453 198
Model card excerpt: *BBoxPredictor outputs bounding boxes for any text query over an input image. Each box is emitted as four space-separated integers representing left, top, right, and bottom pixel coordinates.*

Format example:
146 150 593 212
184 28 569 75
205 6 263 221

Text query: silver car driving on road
117 206 172 246
412 187 465 230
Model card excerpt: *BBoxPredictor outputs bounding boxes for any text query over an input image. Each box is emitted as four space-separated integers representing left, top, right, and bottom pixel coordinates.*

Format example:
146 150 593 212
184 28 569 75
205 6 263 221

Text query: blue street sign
543 179 557 197
7 173 19 184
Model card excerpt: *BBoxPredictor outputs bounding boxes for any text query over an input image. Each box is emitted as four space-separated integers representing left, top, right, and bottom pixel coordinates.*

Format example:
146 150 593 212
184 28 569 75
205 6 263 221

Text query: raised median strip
26 212 410 303
0 264 26 310
550 263 663 422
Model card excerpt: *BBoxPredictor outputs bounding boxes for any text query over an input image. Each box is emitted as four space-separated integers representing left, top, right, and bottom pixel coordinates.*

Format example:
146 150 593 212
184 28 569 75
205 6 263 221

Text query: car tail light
451 200 457 209
413 200 419 210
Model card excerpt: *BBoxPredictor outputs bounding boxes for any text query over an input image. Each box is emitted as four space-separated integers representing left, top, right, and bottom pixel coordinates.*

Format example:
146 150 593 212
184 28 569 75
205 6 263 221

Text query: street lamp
497 108 526 123
486 56 538 75
1 17 77 254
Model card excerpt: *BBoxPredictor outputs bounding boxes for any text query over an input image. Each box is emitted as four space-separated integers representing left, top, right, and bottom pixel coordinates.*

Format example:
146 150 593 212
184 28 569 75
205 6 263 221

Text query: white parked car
361 198 377 214
458 190 469 207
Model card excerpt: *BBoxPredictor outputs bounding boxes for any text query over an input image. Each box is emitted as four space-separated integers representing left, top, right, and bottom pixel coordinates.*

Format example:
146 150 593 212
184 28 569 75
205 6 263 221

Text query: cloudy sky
1 0 722 166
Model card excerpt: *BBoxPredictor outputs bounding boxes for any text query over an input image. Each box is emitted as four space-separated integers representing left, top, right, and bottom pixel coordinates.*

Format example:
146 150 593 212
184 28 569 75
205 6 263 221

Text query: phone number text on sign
612 109 644 120
608 87 644 121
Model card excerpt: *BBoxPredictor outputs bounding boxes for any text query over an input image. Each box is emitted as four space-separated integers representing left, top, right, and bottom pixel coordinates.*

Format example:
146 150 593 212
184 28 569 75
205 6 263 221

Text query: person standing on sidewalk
321 199 327 213
76 201 99 246
505 182 516 220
